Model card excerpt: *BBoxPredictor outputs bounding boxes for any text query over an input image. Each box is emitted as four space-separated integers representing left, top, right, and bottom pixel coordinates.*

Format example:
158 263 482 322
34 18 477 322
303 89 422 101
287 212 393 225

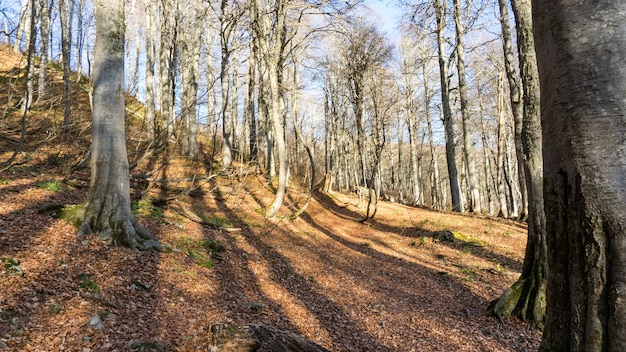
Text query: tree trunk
158 2 174 142
13 0 31 53
497 0 528 220
79 0 161 252
534 1 626 350
247 34 258 161
59 0 72 128
496 72 509 218
453 0 481 213
433 0 463 212
407 84 421 206
180 4 200 158
491 2 548 319
144 0 156 140
255 0 288 217
37 0 49 98
220 0 234 168
74 0 85 81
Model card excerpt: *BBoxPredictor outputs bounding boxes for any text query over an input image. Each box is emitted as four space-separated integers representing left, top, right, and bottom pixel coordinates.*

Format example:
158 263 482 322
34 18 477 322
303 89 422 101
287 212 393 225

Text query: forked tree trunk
78 0 161 251
534 1 626 351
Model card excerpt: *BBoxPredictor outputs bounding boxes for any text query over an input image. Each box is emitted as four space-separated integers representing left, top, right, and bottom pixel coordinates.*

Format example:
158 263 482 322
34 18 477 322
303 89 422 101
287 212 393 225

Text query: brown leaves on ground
0 44 539 351
0 167 540 351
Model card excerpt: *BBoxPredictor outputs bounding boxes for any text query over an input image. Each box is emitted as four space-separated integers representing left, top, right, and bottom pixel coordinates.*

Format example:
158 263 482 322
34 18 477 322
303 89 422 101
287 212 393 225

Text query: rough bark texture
534 1 626 351
79 0 162 251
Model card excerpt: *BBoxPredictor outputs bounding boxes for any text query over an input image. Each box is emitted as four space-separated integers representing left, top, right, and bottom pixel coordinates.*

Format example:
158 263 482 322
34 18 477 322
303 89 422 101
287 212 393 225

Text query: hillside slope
0 46 540 351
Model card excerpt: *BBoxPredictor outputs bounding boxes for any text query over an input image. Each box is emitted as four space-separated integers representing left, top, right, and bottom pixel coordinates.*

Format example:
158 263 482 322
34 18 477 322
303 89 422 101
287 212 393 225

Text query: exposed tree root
489 271 546 330
39 202 170 252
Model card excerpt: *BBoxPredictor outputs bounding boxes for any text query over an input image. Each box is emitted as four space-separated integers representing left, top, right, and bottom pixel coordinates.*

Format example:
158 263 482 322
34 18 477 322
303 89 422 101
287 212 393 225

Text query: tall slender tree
453 0 480 213
59 0 72 128
490 0 547 329
433 0 463 212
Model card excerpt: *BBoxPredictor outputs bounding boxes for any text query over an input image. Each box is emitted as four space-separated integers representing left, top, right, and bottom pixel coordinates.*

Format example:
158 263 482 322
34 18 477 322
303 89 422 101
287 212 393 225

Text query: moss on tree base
38 202 170 252
489 274 546 330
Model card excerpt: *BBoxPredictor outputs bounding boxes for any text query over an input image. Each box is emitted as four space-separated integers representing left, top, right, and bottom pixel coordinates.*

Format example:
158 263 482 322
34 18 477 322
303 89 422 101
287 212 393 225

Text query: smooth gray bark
433 0 463 212
535 1 626 351
59 0 72 127
37 0 49 98
490 0 547 330
144 0 156 140
79 0 161 251
453 0 481 213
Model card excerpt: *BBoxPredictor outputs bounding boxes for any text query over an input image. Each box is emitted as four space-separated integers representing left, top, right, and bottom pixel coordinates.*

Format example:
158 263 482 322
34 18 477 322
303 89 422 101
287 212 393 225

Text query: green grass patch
78 273 99 293
35 181 63 192
132 198 164 219
176 236 226 269
201 214 233 228
454 232 487 247
460 266 477 281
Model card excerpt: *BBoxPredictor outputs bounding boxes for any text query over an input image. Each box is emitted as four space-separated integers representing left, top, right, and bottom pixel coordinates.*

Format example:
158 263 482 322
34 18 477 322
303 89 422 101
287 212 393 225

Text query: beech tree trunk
535 1 626 351
78 0 161 251
490 0 547 331
453 0 481 213
59 0 72 128
497 0 528 220
13 0 31 53
144 0 156 140
433 0 463 212
496 72 509 218
219 0 235 168
37 0 49 98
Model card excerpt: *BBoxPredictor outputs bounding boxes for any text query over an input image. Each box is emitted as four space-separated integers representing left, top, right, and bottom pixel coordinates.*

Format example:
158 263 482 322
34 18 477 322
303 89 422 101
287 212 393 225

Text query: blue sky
364 0 404 40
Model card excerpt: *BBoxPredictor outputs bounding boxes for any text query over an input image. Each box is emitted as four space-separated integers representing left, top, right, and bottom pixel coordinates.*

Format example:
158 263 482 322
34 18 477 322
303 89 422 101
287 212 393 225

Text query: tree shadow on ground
192 179 528 351
202 181 396 351
312 191 523 272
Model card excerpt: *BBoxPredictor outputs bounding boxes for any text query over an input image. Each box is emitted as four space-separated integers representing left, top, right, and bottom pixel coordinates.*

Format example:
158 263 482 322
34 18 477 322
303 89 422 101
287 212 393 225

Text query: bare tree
490 0 546 329
341 17 392 190
78 0 162 251
453 0 480 213
433 0 463 212
59 0 72 128
37 0 50 98
144 0 156 140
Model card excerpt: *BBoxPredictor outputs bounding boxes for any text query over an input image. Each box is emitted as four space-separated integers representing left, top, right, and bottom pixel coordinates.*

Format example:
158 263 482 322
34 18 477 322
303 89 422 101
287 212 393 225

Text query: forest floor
0 45 541 351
